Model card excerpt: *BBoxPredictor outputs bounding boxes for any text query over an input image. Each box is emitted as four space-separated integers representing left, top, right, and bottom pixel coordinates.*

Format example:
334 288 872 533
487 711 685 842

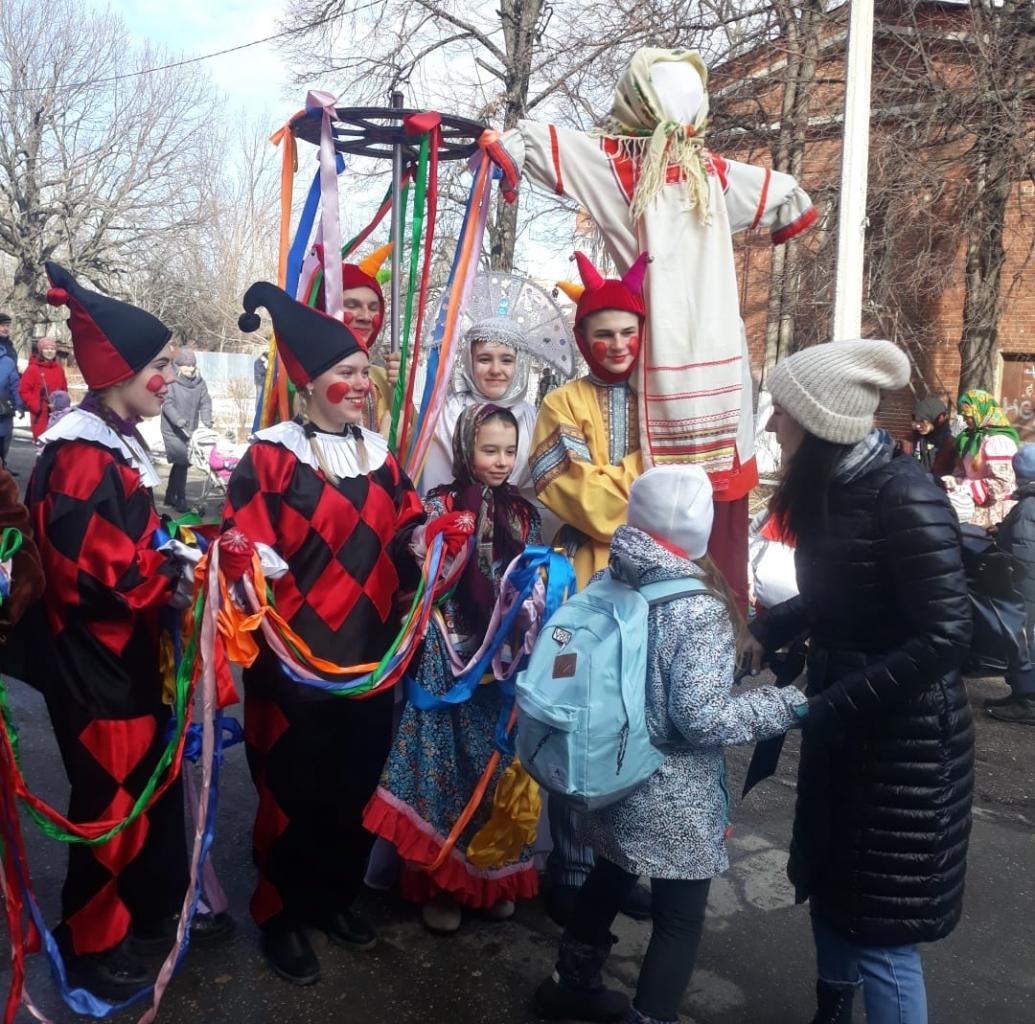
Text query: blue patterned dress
364 489 541 907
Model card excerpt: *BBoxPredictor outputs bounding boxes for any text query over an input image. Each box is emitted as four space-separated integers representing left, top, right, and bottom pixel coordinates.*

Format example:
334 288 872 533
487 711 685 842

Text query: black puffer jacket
753 454 974 947
996 482 1035 605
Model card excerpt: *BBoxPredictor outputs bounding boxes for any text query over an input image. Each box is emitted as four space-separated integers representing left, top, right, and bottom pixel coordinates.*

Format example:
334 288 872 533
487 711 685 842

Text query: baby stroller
188 427 246 510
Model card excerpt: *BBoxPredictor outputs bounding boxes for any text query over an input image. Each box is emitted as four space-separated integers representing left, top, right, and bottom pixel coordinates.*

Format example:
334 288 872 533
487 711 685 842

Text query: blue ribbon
404 547 574 732
0 713 224 1019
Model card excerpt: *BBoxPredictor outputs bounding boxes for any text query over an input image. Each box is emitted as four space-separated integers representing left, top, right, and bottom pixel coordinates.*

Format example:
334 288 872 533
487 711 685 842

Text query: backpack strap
638 577 709 607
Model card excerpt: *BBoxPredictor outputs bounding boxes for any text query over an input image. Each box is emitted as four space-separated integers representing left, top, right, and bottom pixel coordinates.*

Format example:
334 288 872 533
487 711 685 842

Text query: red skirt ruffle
363 788 539 909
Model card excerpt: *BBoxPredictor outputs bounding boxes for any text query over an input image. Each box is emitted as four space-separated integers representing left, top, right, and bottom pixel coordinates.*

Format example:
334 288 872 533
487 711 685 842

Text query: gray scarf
833 428 893 484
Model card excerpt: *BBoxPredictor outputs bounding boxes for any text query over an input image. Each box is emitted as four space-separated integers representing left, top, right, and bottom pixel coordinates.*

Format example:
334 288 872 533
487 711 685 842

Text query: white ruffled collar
252 419 389 479
39 408 162 489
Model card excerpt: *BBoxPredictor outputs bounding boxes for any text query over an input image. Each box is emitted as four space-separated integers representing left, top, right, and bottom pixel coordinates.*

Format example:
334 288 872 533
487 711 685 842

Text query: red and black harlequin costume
24 263 191 985
229 282 423 977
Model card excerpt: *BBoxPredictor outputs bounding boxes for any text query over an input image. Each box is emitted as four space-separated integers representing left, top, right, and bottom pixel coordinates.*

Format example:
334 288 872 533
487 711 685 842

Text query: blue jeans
812 916 928 1024
1005 614 1035 696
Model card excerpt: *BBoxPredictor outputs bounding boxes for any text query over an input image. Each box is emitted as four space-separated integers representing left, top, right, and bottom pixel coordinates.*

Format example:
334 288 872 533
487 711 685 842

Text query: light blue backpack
516 561 707 811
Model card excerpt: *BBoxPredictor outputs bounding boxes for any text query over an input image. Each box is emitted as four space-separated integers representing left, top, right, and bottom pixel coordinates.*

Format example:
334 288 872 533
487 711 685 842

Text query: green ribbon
0 589 203 845
389 134 430 453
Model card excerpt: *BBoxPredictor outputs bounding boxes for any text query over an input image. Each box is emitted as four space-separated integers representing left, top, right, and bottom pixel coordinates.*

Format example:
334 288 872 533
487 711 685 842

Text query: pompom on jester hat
238 281 366 390
565 251 649 383
44 261 172 390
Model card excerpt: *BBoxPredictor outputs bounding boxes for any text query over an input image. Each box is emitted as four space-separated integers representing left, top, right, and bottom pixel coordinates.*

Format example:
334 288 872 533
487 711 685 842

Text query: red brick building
709 1 1035 439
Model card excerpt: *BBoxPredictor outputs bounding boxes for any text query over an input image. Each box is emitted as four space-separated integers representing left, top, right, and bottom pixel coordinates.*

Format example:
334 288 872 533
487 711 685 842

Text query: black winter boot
534 931 630 1022
810 979 856 1023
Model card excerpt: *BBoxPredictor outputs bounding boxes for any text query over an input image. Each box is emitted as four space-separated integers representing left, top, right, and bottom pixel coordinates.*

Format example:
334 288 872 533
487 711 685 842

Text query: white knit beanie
767 339 911 444
627 465 714 560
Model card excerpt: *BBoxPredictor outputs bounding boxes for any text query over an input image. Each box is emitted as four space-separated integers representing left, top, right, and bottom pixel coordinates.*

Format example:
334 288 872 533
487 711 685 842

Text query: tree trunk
488 0 542 270
958 164 1009 393
762 1 825 376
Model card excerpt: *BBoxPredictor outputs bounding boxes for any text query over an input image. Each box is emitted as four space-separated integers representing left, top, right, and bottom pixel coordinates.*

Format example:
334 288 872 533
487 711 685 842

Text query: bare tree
872 0 1035 392
0 0 219 350
132 120 281 352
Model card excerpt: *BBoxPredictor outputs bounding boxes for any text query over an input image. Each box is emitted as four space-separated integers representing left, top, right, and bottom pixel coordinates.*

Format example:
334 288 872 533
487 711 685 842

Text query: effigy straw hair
596 48 712 224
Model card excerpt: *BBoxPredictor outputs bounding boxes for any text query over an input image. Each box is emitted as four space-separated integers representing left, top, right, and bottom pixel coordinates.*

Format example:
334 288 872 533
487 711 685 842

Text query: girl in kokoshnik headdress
24 263 233 1001
364 402 541 936
308 241 398 435
947 389 1020 529
228 282 425 986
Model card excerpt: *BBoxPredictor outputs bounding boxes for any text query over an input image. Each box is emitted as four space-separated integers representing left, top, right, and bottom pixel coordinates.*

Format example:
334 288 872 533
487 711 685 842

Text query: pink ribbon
437 552 547 681
307 90 344 321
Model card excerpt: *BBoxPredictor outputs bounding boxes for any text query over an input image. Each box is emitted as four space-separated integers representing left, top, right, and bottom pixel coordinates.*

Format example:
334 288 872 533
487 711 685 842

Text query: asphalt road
1 433 1031 1023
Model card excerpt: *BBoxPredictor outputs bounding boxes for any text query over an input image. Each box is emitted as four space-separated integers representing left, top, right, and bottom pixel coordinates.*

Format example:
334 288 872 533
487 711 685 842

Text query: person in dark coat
743 339 973 1024
160 347 212 512
897 396 956 478
989 444 1035 724
0 315 24 471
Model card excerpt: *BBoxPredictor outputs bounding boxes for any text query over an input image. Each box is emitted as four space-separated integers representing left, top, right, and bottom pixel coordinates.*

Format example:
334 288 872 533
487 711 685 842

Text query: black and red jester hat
238 280 366 389
44 262 172 390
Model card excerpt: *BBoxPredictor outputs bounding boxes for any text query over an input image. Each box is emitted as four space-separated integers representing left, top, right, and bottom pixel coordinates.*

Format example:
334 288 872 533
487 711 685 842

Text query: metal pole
389 90 404 353
832 0 874 341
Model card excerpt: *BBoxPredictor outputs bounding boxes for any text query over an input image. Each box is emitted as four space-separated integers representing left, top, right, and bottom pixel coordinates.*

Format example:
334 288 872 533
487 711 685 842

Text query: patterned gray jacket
580 525 806 880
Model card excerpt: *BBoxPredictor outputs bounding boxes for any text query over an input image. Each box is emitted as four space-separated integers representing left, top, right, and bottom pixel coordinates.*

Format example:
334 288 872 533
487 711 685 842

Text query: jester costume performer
530 253 648 591
492 47 817 609
228 282 424 985
365 404 541 928
25 264 228 1000
301 241 395 433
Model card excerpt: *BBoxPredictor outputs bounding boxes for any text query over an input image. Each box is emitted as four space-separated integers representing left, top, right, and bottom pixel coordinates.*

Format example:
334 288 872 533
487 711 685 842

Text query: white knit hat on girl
767 339 911 444
627 465 714 560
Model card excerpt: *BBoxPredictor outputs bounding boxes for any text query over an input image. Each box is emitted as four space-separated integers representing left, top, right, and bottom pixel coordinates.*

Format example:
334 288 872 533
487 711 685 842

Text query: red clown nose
146 374 166 394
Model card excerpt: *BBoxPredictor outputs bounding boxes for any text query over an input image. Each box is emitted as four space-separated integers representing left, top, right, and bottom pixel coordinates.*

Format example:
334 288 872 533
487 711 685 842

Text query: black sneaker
316 909 377 950
131 911 236 956
534 975 629 1022
64 945 149 1002
988 697 1035 725
260 926 321 986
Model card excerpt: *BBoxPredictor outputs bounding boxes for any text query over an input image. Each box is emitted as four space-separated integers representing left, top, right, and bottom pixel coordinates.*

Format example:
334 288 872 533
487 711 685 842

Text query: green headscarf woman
956 389 1020 460
954 389 1020 529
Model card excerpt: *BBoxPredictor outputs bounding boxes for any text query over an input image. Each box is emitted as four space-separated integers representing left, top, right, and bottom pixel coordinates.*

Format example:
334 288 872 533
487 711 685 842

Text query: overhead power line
0 5 377 95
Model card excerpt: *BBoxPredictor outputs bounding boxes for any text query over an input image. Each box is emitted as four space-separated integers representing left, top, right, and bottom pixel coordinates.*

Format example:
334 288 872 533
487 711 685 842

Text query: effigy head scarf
600 48 711 223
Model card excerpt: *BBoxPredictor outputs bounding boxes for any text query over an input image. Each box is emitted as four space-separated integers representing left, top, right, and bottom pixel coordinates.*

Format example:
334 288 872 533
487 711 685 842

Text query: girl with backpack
534 464 808 1024
364 403 542 935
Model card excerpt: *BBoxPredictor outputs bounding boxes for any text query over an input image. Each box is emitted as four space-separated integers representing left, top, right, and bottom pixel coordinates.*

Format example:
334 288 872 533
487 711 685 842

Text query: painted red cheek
146 374 166 394
627 337 641 358
591 341 608 361
325 382 349 404
342 310 355 325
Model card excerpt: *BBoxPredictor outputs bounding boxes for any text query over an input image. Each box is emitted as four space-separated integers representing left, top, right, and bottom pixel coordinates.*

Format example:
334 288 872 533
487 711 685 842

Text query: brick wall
712 2 1035 440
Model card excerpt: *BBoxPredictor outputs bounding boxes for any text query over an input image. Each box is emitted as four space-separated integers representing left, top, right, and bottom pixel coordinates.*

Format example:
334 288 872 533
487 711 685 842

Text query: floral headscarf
435 403 533 636
956 389 1020 459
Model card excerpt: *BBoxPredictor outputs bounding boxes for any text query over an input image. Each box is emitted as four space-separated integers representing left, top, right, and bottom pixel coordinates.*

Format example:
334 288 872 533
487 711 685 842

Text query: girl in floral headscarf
947 389 1021 528
364 403 542 935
